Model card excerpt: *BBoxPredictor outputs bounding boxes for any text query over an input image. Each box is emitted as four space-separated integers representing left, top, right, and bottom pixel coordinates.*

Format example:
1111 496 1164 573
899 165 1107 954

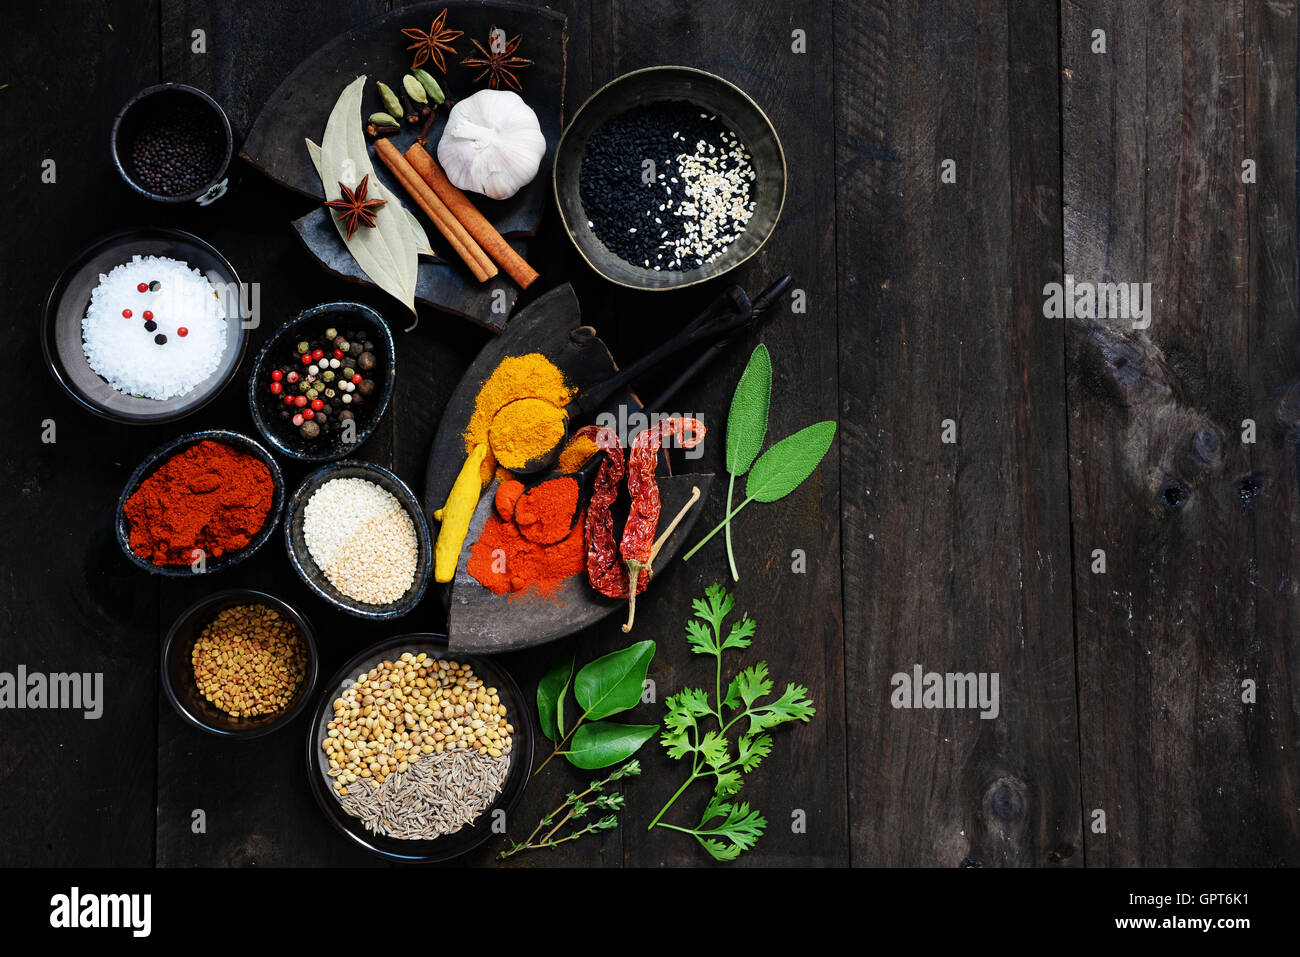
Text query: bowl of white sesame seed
284 462 433 620
554 66 786 291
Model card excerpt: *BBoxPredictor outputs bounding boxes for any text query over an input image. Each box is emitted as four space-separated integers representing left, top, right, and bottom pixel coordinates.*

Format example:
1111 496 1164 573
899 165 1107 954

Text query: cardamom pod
369 111 400 127
375 82 404 120
402 73 428 105
412 68 446 105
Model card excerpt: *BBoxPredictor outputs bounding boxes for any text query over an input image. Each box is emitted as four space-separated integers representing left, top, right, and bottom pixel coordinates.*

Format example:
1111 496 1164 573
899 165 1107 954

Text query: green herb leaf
736 733 773 773
713 769 743 797
745 683 817 735
566 722 658 769
698 731 731 769
725 343 772 477
536 648 575 742
724 661 775 711
744 421 837 504
573 640 655 722
693 797 768 861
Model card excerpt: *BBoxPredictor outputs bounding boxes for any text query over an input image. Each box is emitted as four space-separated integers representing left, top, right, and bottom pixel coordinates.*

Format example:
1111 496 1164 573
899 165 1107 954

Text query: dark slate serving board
423 282 712 653
447 473 713 654
241 0 567 331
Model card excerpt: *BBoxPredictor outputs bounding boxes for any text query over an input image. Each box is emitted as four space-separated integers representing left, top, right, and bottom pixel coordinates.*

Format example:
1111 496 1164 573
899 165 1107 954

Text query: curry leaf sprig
534 641 658 773
499 760 641 860
682 344 837 580
648 585 816 861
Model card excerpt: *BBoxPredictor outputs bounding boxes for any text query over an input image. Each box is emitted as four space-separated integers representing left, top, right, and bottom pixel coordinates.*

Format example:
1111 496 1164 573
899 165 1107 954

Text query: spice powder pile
124 439 273 565
462 353 573 483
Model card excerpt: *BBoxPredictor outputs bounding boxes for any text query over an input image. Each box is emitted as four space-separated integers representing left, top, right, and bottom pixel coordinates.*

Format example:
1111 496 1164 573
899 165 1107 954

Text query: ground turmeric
463 353 573 483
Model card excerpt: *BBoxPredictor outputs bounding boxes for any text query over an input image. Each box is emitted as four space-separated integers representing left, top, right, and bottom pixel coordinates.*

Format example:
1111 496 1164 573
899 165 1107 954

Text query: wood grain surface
1 0 1296 868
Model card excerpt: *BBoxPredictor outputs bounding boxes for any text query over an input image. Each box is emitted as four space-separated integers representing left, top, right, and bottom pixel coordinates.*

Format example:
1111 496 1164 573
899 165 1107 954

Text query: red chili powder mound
468 510 585 596
124 439 274 565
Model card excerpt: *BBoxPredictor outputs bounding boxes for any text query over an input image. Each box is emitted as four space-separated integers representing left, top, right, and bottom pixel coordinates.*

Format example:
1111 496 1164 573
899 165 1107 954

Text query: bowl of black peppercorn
248 302 396 463
111 83 234 205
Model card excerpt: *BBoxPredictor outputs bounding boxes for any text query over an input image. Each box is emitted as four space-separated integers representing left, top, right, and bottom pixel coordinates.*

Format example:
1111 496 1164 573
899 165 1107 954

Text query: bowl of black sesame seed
554 66 786 291
111 83 234 205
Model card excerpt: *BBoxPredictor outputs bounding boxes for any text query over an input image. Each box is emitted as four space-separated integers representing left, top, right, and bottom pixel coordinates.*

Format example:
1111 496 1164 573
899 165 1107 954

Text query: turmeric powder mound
489 398 566 469
463 353 573 483
557 433 599 473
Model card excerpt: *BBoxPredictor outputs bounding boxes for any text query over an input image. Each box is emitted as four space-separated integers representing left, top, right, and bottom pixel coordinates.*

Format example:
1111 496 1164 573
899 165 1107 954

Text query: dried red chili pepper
576 425 628 598
620 416 706 632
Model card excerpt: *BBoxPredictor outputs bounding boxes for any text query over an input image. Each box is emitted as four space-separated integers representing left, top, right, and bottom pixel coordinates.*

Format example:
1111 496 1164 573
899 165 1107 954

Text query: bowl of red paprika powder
115 429 286 576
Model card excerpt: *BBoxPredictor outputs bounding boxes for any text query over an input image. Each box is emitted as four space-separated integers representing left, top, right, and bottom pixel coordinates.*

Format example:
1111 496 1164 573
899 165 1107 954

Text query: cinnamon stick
404 142 540 289
373 137 497 282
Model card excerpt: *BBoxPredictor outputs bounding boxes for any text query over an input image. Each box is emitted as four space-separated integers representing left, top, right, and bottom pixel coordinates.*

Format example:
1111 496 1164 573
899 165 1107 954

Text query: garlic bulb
437 89 546 201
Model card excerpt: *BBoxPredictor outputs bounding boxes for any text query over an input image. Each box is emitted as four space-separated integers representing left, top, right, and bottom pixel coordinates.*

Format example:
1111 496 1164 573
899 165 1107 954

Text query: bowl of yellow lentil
305 634 532 862
162 588 319 738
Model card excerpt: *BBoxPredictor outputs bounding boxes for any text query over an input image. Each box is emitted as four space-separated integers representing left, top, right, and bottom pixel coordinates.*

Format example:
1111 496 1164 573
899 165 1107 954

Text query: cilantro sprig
648 585 816 861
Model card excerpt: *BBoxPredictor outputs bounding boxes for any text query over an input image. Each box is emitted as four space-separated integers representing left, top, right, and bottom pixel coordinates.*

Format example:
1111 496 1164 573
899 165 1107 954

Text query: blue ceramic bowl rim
161 587 320 739
247 301 396 462
115 429 286 577
303 633 533 862
40 226 248 425
110 83 234 204
284 461 433 620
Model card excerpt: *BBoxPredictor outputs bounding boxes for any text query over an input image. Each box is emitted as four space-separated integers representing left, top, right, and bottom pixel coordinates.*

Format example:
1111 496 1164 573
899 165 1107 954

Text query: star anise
401 8 463 73
324 174 387 240
461 27 533 92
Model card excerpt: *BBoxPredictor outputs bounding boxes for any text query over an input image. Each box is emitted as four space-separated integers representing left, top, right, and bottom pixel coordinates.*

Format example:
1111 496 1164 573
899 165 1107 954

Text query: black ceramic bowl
284 462 433 619
553 65 786 291
248 302 396 462
305 634 532 862
42 228 247 424
111 83 234 205
116 429 285 576
162 588 318 738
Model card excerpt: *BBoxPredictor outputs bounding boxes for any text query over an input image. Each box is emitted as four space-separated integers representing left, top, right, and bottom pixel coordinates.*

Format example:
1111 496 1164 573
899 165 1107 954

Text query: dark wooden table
2 0 1296 868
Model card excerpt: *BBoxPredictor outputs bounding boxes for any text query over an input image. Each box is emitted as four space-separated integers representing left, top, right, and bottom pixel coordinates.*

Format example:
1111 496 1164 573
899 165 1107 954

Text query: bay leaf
536 648 575 742
573 640 655 722
315 76 418 314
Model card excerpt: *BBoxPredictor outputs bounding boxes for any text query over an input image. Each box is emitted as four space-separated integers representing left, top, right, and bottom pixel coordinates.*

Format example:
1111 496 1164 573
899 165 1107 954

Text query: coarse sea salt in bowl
284 462 433 620
42 228 247 424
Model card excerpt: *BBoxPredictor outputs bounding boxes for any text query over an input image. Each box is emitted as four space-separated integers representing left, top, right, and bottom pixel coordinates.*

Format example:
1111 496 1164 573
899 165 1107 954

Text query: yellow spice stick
434 444 489 583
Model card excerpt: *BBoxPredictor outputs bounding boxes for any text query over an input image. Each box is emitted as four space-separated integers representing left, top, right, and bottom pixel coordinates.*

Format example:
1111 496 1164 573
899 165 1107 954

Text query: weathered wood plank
1062 0 1300 865
838 0 1082 866
0 0 164 867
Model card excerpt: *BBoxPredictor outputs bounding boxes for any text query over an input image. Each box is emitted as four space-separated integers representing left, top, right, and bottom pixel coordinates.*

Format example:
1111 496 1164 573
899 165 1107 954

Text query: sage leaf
744 421 837 503
536 649 575 742
574 640 655 722
725 343 772 477
315 75 419 315
566 722 658 770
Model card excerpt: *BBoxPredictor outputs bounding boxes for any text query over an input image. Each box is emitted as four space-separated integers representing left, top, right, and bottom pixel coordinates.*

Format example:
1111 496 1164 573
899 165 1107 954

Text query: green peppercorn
306 388 318 400
341 367 354 379
325 327 338 340
325 387 336 398
297 340 310 354
299 380 310 392
322 370 335 382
